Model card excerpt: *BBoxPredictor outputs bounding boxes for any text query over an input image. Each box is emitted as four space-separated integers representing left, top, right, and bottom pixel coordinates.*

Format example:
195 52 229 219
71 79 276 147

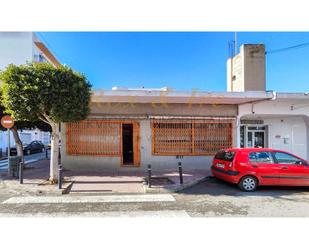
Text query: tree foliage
0 63 92 124
0 62 92 181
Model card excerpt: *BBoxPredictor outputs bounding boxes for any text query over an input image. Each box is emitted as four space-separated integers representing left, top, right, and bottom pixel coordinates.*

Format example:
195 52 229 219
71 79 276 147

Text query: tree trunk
49 122 59 183
12 126 24 163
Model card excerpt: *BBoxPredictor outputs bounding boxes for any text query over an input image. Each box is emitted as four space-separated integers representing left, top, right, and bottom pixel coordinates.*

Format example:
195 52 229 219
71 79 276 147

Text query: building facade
61 90 276 172
61 44 309 173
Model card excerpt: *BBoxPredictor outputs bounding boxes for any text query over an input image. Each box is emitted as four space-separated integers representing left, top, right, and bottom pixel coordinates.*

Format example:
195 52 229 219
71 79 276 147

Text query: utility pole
234 32 238 54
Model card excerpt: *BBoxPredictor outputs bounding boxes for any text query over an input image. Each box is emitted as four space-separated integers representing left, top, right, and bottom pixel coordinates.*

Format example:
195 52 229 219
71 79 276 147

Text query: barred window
152 121 233 155
66 121 121 156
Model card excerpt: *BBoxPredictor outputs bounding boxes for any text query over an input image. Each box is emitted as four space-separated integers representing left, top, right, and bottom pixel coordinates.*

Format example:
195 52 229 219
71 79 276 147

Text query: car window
214 150 236 162
249 152 273 163
273 152 302 165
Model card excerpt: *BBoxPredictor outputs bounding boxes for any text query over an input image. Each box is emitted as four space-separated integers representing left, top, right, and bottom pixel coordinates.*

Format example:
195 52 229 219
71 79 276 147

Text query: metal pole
58 164 62 189
19 162 23 184
148 164 151 188
7 128 10 175
178 162 183 184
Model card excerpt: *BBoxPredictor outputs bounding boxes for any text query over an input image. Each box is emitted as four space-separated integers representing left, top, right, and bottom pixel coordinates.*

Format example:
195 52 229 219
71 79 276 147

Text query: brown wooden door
132 122 141 166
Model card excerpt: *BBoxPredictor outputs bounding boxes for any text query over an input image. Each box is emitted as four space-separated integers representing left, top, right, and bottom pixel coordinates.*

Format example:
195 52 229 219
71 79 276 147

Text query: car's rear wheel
238 176 258 192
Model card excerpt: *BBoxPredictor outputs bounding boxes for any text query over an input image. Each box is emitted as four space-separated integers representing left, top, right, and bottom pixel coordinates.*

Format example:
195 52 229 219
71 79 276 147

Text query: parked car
211 148 309 192
10 140 46 156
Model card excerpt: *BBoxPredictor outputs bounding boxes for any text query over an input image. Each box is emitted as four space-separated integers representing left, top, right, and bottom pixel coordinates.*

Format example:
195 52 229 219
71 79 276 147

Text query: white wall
239 97 309 159
263 117 307 159
0 32 33 70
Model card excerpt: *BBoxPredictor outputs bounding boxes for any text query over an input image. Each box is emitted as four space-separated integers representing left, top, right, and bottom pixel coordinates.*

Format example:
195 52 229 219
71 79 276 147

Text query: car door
31 141 39 153
272 151 309 186
247 151 282 185
28 142 35 153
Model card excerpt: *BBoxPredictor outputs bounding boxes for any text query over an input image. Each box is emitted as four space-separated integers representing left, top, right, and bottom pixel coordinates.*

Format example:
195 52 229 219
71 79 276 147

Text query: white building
229 44 309 160
0 32 60 155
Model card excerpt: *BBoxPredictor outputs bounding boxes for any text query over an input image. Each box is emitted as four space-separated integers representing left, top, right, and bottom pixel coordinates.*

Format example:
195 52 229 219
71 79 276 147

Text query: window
273 152 302 165
66 121 121 156
249 152 273 163
152 121 233 155
214 150 235 162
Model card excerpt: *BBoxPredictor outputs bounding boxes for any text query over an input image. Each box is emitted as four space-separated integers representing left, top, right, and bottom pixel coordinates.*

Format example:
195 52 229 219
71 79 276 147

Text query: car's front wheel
238 176 258 192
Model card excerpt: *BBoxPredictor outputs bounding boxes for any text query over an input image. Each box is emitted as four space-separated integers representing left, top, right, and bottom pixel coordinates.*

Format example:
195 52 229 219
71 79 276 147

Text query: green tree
0 63 91 182
1 89 52 161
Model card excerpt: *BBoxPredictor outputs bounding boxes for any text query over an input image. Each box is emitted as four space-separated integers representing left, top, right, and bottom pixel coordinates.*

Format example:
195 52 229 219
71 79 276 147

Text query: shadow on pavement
179 176 309 199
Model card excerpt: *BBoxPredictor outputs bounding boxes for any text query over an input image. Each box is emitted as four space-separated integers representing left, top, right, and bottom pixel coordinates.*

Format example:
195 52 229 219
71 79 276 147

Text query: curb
174 176 208 192
143 176 208 193
0 178 74 196
61 181 74 194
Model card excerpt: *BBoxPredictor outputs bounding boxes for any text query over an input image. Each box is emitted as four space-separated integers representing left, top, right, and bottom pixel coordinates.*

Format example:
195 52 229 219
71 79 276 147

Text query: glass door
247 130 265 148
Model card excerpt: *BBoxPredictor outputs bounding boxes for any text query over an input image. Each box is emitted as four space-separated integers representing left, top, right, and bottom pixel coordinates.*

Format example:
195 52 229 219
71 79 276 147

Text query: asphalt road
1 176 309 217
0 150 50 170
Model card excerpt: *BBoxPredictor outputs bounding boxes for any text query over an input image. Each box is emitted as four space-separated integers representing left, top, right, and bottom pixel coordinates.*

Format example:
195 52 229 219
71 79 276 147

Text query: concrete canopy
91 90 274 105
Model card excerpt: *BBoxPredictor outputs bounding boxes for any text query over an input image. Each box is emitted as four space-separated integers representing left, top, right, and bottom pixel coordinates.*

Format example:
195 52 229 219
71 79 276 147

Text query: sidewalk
0 159 210 195
0 159 68 195
64 167 210 194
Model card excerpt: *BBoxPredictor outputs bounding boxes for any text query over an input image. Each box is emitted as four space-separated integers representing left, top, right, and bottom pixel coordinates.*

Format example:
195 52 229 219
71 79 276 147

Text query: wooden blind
66 121 121 156
152 120 232 156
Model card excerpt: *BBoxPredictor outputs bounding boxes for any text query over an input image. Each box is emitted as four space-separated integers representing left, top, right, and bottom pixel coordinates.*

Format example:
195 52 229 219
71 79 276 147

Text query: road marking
2 194 176 204
0 210 189 218
0 159 40 169
25 159 39 164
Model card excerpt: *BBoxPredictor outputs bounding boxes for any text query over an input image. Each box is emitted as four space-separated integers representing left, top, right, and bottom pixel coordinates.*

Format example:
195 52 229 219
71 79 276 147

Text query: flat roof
91 90 274 105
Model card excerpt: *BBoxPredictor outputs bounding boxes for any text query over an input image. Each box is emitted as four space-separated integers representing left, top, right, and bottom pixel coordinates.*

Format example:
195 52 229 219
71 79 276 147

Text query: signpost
1 115 15 174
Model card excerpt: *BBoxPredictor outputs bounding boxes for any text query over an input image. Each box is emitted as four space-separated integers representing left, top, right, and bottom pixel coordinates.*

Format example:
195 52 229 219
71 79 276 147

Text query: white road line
25 159 39 164
0 210 189 218
2 194 176 204
0 159 39 169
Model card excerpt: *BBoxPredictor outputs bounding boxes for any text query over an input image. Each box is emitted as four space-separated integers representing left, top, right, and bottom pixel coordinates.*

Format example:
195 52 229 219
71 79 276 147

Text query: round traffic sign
1 115 15 129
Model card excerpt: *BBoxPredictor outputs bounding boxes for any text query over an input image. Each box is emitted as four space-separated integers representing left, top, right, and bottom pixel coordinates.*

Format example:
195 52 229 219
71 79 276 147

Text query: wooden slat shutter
66 120 121 156
152 120 233 156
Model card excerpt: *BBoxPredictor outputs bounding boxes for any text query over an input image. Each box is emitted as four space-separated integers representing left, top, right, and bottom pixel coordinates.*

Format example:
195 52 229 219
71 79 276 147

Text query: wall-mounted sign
1 115 15 129
241 120 264 125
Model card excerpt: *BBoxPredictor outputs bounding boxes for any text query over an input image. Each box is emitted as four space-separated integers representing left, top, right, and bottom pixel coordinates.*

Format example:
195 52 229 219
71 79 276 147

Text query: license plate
216 163 225 168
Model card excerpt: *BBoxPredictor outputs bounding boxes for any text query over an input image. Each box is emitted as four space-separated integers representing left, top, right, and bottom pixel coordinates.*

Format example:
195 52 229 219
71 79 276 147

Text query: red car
211 148 309 192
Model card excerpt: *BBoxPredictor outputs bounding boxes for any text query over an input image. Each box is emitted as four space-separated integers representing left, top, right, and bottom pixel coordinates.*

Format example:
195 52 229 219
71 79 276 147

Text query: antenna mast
234 32 237 54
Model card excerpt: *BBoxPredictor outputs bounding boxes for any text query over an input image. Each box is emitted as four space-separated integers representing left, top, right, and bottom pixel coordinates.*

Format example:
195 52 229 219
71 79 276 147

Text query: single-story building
61 89 280 172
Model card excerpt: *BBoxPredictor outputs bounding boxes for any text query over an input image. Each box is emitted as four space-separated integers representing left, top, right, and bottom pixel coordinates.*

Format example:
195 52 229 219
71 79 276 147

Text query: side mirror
297 160 309 166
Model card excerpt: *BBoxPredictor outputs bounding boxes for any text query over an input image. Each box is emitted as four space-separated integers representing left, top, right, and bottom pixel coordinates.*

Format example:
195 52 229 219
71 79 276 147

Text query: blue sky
39 32 309 92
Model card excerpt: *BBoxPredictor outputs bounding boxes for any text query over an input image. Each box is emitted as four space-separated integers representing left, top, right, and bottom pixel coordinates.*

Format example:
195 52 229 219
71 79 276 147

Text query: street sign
1 115 15 129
